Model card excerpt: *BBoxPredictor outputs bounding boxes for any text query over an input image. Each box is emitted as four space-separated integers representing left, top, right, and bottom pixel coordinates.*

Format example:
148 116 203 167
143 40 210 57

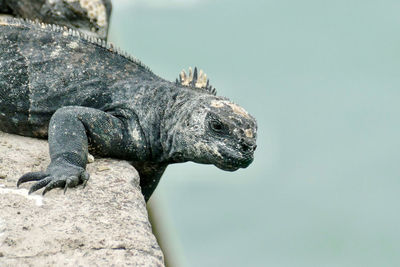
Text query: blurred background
109 0 400 266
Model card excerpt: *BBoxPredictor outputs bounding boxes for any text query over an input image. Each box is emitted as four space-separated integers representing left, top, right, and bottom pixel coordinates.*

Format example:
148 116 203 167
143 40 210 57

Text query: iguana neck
159 87 204 163
117 80 189 163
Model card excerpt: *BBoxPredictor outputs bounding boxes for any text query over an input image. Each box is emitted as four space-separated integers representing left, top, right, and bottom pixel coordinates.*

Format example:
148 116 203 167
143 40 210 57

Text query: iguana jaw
214 156 254 171
213 139 256 171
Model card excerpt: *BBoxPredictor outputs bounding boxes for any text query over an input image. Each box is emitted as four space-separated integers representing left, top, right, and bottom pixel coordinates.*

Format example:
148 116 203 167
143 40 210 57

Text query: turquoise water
110 1 400 266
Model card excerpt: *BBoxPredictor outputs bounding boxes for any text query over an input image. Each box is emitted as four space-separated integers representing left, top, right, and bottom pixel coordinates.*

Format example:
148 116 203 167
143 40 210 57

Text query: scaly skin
0 17 257 201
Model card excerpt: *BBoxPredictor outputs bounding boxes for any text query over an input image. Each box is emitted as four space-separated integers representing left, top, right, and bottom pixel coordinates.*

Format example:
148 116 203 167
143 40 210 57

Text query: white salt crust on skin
245 128 253 138
131 128 142 142
67 41 79 49
211 100 254 137
211 100 251 119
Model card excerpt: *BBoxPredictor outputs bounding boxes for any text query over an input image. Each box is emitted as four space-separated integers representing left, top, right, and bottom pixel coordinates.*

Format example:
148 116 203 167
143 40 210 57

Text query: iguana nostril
241 144 250 152
241 141 256 152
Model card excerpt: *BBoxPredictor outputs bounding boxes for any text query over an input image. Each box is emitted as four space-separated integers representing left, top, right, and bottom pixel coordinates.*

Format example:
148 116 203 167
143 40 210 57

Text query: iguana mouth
215 153 254 171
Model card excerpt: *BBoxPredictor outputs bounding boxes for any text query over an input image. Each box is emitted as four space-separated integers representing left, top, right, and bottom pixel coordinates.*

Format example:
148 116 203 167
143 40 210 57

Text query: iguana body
0 17 257 201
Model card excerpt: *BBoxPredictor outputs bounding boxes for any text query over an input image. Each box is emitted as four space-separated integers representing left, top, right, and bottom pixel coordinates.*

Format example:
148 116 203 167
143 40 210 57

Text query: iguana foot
17 163 90 195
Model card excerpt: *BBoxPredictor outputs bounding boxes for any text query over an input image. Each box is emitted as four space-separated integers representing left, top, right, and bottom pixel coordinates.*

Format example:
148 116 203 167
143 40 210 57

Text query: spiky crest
175 67 217 96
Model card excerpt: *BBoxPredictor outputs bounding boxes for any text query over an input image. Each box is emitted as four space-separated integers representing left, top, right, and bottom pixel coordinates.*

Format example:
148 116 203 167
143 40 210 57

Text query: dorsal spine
0 16 152 73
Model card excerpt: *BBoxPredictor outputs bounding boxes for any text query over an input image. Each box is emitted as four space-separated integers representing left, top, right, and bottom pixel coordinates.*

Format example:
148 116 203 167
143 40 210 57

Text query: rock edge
0 131 164 266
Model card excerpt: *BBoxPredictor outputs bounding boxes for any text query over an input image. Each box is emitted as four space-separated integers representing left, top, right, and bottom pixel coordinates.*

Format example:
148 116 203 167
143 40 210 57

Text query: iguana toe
35 174 83 195
28 176 53 194
17 171 49 187
81 172 90 189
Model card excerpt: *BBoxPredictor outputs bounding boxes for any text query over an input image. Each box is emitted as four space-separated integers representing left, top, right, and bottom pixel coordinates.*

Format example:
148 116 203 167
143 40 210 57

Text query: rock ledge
0 132 164 266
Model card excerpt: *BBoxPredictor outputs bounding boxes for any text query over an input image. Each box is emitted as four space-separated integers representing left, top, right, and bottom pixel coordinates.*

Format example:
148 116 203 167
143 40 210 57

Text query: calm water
110 1 400 266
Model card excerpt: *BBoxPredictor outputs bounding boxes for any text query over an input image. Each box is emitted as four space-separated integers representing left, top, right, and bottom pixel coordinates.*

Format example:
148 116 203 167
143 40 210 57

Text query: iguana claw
17 165 90 195
17 172 46 187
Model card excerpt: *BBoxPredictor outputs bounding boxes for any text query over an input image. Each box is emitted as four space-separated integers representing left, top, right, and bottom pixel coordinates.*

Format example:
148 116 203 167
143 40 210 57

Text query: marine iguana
0 17 257 201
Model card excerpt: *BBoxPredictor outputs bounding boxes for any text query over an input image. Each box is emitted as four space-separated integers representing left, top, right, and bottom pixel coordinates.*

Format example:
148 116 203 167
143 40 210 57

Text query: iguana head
167 68 257 171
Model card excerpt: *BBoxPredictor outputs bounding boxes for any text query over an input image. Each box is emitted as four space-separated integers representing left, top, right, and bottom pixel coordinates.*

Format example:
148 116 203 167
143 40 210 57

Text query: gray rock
0 131 165 266
0 0 112 40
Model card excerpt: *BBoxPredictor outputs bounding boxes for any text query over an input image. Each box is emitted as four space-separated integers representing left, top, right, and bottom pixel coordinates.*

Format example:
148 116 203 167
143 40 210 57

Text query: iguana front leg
17 106 128 194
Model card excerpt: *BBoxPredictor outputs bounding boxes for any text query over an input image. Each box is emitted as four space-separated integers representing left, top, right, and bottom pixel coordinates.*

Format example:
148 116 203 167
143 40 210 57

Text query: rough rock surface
0 0 112 39
0 131 164 266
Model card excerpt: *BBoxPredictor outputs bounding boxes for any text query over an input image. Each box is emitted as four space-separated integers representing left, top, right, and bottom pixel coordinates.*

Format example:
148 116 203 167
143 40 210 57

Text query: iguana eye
210 120 227 134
